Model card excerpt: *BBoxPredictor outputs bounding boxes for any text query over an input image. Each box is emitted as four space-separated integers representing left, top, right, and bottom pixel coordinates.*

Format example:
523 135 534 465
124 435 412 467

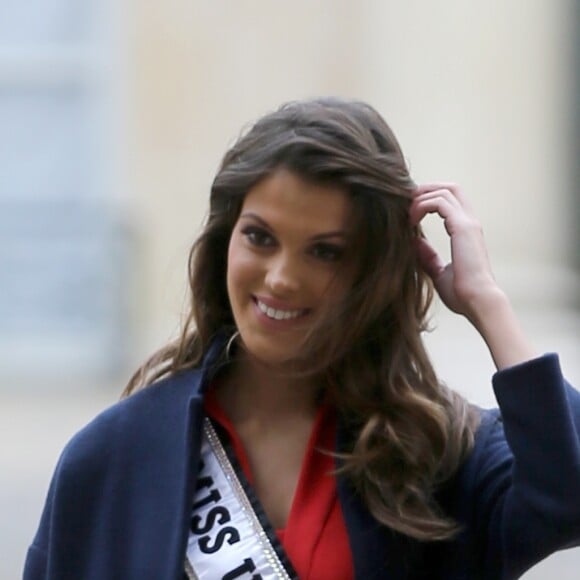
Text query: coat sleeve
471 353 580 579
23 544 48 579
21 407 122 580
23 452 60 579
20 372 206 580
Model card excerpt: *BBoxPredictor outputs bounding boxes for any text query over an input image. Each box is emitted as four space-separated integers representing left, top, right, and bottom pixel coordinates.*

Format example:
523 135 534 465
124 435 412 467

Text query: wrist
465 288 539 370
465 285 509 329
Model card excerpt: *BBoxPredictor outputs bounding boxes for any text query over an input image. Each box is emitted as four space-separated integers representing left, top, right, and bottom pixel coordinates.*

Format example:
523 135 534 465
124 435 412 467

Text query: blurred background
1 0 579 577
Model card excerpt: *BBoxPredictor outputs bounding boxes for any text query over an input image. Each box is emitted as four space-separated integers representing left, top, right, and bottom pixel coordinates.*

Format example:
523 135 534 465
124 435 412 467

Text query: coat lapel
113 334 227 579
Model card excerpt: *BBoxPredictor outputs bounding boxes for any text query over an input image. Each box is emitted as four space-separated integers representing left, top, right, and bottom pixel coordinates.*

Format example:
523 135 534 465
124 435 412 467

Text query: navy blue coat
24 339 580 579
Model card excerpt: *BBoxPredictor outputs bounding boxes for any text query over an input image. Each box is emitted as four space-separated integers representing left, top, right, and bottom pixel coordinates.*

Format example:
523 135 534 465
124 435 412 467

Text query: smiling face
226 169 354 366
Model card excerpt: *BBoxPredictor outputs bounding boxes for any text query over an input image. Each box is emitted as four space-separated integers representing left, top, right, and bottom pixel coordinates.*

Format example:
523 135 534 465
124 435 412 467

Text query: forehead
240 170 352 233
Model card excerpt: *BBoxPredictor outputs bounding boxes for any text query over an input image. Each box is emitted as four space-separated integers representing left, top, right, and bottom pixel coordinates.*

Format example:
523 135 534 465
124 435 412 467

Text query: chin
239 334 301 367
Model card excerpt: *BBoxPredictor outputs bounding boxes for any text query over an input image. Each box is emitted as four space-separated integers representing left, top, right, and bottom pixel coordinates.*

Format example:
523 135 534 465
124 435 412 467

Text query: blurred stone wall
125 0 579 363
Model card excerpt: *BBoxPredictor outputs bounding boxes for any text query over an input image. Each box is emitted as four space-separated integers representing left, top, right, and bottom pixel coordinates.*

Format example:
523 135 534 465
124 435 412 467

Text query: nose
264 252 301 296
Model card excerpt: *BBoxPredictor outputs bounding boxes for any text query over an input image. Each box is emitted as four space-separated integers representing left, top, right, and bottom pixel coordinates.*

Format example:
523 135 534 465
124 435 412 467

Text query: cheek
325 283 350 308
226 240 255 303
316 268 351 303
226 241 241 303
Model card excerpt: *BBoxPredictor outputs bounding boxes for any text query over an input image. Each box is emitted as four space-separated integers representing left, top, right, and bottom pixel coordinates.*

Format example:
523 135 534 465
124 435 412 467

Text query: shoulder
55 367 206 480
472 407 503 453
466 407 509 485
451 406 506 484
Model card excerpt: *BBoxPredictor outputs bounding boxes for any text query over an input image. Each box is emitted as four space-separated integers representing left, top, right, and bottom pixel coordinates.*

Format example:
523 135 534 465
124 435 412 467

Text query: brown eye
310 243 345 262
241 226 276 247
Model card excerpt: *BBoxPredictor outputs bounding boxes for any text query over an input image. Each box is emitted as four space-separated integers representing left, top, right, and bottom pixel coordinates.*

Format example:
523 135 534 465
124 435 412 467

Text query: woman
24 98 580 579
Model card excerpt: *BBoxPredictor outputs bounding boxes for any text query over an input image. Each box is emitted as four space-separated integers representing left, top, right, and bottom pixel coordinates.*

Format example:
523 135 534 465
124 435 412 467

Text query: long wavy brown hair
123 97 480 540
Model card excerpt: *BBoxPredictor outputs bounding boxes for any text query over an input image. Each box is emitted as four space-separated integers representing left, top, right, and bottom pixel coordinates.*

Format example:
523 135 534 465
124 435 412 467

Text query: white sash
185 418 298 580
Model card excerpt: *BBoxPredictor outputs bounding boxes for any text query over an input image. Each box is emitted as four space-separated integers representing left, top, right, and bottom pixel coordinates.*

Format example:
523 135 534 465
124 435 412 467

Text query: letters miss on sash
185 419 299 580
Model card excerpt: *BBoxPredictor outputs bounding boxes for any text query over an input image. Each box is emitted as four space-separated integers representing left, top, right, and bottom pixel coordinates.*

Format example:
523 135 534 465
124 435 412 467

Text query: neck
216 353 322 428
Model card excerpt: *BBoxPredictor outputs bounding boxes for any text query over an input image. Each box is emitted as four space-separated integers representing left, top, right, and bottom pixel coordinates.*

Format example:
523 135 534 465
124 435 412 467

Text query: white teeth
257 300 303 320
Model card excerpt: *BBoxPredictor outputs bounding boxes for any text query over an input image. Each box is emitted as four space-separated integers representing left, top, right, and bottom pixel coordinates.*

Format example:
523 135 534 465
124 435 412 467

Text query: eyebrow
240 212 348 241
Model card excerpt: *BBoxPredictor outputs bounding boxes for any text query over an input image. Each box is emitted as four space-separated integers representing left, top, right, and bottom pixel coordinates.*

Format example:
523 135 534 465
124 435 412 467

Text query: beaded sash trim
185 418 298 580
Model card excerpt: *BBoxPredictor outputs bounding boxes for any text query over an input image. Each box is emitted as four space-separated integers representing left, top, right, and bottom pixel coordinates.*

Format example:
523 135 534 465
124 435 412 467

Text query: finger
409 195 459 228
413 188 462 208
414 182 461 196
411 188 478 236
414 183 472 210
415 236 445 280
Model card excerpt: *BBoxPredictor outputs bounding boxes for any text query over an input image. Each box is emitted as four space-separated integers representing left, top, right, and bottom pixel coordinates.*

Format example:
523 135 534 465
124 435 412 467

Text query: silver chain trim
203 418 293 580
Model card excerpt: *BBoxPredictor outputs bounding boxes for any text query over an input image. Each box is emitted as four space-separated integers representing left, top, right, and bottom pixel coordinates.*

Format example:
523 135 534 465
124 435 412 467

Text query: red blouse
204 391 353 580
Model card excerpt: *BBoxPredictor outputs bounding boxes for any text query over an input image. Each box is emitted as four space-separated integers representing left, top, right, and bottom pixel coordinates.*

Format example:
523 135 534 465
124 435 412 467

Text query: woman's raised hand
409 183 538 369
409 183 499 321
